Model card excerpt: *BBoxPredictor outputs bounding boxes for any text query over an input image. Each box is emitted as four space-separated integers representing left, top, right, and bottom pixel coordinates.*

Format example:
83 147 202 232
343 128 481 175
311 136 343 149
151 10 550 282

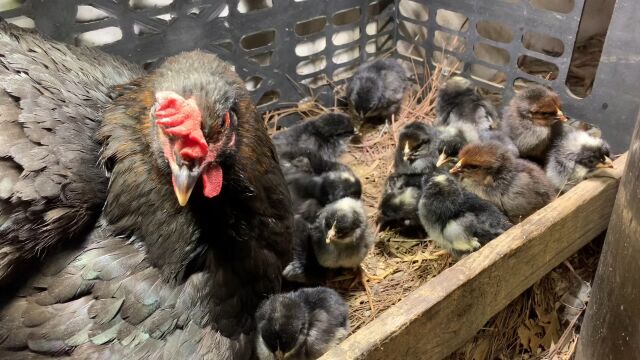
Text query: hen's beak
171 164 201 206
596 156 614 169
326 222 337 244
436 150 451 167
449 160 464 175
556 107 567 122
403 143 411 161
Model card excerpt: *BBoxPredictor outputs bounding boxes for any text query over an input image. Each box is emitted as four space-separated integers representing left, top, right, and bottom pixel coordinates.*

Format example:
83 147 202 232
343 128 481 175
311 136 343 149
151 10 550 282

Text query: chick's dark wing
0 21 142 281
459 192 512 244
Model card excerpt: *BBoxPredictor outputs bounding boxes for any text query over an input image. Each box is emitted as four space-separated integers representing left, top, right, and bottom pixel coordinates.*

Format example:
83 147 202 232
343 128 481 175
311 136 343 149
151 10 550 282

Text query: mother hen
0 26 292 360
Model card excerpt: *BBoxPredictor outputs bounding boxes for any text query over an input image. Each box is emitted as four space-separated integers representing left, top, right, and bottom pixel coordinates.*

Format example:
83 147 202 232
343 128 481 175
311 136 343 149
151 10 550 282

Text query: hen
0 50 292 359
0 21 143 283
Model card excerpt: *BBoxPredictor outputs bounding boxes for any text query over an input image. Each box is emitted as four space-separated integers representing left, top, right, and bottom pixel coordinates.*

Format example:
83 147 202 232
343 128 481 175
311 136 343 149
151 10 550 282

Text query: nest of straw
265 59 457 334
263 36 605 357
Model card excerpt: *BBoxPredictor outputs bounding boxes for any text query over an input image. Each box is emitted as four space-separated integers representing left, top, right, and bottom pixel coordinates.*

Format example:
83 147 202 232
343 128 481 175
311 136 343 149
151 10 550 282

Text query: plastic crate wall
0 0 395 112
1 0 639 151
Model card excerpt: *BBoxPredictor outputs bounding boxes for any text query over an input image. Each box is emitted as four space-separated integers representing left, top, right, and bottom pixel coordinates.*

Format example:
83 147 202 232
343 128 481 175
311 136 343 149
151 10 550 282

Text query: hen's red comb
155 91 208 161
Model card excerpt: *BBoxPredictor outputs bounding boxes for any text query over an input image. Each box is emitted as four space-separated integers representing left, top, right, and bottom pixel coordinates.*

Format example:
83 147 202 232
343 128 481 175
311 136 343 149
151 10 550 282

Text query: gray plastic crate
2 0 639 152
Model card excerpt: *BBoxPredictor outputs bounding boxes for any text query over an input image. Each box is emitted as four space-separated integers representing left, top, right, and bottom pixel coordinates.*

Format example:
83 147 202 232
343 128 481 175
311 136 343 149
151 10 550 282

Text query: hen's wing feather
0 21 143 282
0 228 253 359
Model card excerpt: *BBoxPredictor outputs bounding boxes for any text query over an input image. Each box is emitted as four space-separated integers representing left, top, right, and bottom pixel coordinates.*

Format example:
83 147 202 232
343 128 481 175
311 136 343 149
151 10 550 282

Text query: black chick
546 130 613 193
435 76 499 130
346 59 409 123
503 84 568 162
280 148 362 215
418 172 513 258
282 215 326 283
435 124 473 168
377 173 426 236
311 198 373 269
394 121 439 174
255 287 349 360
272 112 356 161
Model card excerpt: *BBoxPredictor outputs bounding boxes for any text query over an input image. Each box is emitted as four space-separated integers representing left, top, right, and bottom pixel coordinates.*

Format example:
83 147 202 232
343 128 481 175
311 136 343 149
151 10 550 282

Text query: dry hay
265 59 456 334
263 37 605 357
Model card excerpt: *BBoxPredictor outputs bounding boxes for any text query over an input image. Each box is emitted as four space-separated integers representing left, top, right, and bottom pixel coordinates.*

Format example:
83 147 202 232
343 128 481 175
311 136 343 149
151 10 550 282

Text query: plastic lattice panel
395 0 640 152
2 0 639 150
0 0 395 111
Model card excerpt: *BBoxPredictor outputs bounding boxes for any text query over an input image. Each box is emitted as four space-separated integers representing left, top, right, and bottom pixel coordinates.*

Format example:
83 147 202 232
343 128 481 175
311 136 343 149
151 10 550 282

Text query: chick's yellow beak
449 160 464 175
403 143 411 161
436 151 451 168
556 107 567 122
326 222 337 244
596 156 614 168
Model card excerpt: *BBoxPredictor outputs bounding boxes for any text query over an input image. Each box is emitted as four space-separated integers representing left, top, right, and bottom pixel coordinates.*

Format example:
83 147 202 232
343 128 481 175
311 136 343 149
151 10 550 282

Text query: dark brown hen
0 21 143 284
0 50 292 359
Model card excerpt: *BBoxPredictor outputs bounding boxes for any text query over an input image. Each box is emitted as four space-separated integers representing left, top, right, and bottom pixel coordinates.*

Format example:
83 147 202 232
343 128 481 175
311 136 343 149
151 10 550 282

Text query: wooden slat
321 154 627 360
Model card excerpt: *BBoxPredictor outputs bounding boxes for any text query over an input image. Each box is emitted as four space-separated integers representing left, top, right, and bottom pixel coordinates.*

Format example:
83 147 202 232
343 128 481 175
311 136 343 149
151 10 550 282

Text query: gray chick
546 130 613 193
450 142 556 223
435 76 499 130
503 84 568 162
377 173 426 236
394 121 439 174
255 287 349 360
272 112 356 161
346 59 409 123
311 197 373 269
418 172 513 258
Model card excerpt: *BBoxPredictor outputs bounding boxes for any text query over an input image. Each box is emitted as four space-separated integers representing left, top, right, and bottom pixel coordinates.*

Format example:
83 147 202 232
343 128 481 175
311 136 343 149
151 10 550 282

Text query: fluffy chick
281 148 362 210
272 112 356 160
255 287 349 360
394 121 439 174
377 173 425 235
346 59 409 122
311 197 373 269
435 76 499 130
282 216 325 283
451 142 556 222
418 172 513 258
546 130 613 193
435 123 518 169
503 84 568 162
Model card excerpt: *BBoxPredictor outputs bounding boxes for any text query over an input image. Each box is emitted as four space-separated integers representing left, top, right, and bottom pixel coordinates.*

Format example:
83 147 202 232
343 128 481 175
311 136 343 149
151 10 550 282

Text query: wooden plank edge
320 153 627 360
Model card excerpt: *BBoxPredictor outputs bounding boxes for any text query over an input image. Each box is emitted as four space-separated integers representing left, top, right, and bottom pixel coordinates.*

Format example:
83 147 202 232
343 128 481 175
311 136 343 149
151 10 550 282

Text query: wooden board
321 154 627 360
576 115 640 358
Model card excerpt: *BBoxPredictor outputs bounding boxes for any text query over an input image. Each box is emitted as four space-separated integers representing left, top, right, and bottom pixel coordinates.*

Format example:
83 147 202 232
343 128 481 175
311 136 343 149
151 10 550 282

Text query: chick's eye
466 164 480 170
